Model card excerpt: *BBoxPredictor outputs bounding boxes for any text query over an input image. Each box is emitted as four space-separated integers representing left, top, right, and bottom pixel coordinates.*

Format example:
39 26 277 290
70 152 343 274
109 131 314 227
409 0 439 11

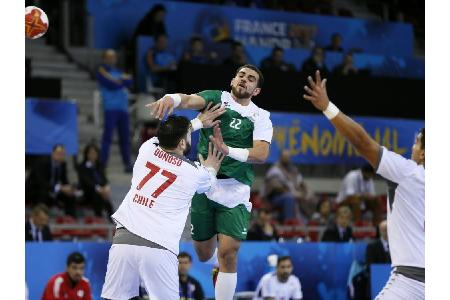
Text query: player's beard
183 141 192 156
231 85 252 99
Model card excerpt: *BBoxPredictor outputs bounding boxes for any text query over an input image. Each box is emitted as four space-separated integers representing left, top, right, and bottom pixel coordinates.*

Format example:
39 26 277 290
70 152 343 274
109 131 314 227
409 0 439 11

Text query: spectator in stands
41 252 92 300
260 46 296 72
311 198 334 226
264 150 315 222
182 36 218 65
254 256 303 300
336 164 381 225
127 3 167 70
223 41 248 69
146 33 178 90
301 47 329 77
324 33 344 52
333 52 358 76
97 49 133 173
25 204 53 242
178 252 206 300
77 144 113 218
26 144 76 217
366 220 391 265
321 206 354 242
247 208 279 241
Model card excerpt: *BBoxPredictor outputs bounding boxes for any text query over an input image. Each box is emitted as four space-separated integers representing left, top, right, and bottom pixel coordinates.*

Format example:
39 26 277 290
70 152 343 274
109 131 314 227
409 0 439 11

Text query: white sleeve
253 109 273 143
260 275 274 298
376 146 417 183
292 277 303 300
195 162 217 194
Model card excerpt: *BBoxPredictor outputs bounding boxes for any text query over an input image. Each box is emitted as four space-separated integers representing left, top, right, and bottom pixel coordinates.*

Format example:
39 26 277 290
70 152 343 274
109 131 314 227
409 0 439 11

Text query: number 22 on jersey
137 161 177 198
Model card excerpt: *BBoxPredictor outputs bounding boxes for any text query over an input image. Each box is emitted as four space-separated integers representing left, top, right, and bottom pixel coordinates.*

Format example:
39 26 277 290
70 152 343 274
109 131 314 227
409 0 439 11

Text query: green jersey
196 90 273 186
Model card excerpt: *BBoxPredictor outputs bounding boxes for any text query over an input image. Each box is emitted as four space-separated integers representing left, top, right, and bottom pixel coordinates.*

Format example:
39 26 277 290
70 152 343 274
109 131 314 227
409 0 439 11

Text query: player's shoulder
48 272 65 284
288 274 301 284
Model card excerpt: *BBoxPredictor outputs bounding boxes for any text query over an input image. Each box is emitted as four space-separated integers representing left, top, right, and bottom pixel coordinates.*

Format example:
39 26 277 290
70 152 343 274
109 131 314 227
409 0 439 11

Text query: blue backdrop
26 242 390 300
87 0 414 57
25 99 78 155
174 110 424 165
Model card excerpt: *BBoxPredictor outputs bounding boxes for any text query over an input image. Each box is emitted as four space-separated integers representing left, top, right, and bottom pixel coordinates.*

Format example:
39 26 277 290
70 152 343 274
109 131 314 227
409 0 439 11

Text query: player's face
67 262 85 282
230 67 261 100
411 132 425 165
178 257 192 276
277 260 293 282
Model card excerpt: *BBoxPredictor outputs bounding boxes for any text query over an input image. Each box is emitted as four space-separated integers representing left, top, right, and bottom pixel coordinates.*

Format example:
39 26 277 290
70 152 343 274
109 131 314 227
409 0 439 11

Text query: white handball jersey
112 137 216 255
253 272 303 300
376 146 425 268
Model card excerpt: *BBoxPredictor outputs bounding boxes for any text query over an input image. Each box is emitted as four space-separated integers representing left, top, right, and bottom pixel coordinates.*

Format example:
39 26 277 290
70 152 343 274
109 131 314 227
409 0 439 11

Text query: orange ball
25 6 49 39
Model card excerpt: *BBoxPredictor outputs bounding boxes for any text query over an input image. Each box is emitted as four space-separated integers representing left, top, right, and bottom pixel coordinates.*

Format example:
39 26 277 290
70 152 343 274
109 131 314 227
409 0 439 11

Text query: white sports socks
215 272 237 300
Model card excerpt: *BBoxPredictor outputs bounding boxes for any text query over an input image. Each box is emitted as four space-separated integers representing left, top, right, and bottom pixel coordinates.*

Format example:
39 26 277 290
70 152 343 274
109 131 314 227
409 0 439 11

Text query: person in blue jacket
96 49 133 172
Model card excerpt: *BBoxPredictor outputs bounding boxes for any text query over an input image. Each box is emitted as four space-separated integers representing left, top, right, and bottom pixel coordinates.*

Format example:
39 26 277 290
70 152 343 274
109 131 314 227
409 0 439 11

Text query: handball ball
25 6 49 39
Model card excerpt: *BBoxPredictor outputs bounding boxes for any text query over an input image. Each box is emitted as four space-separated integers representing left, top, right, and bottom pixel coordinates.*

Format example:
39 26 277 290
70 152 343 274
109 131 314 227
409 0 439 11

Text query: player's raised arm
146 93 208 120
303 70 381 168
209 126 270 164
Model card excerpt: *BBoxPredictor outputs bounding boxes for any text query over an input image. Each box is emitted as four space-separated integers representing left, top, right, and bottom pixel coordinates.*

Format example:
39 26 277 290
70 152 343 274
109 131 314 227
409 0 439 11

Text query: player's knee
218 249 238 269
194 245 215 262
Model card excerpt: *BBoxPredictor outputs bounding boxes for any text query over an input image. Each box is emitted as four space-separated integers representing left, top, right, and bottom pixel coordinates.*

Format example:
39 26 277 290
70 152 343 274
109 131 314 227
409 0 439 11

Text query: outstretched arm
146 93 207 120
303 70 381 168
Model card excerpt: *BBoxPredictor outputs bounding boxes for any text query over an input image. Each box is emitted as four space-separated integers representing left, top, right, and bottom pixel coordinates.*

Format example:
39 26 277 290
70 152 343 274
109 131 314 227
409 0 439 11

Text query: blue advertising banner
25 99 78 155
174 110 424 165
87 0 414 57
27 242 387 300
371 264 391 299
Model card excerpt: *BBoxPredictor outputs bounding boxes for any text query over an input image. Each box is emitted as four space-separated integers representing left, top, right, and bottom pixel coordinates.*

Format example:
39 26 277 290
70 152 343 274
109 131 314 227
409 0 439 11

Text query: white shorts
205 178 252 211
101 244 179 300
375 272 424 300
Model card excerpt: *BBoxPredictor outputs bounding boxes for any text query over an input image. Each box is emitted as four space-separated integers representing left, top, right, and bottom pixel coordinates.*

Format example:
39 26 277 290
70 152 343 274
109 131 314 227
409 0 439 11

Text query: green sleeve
196 90 222 107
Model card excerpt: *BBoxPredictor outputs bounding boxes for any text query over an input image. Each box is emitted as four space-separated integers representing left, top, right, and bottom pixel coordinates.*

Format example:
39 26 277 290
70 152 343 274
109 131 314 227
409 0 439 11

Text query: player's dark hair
419 128 425 150
277 256 292 266
157 115 190 150
361 164 375 174
178 252 192 261
67 252 85 266
236 64 264 88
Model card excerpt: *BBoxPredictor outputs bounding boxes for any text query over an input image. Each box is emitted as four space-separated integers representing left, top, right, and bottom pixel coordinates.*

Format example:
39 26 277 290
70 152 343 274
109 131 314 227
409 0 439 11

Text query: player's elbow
252 151 269 164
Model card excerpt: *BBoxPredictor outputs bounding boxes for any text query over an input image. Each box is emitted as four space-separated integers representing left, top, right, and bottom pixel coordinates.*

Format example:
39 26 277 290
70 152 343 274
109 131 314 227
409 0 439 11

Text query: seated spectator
77 144 113 218
366 220 391 265
321 206 354 242
182 36 218 65
146 33 178 90
223 41 248 69
96 49 133 173
178 252 205 300
336 164 381 225
260 46 295 72
26 144 76 217
311 198 334 226
301 47 329 77
247 208 279 241
324 33 344 52
41 252 92 300
264 150 315 222
253 256 303 300
25 204 53 242
333 52 358 76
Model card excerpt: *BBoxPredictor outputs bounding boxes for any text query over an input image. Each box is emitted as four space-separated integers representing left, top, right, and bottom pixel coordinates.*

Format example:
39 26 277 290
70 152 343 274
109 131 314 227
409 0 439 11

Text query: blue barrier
87 0 414 57
25 99 78 155
173 110 423 165
27 242 390 300
371 264 391 299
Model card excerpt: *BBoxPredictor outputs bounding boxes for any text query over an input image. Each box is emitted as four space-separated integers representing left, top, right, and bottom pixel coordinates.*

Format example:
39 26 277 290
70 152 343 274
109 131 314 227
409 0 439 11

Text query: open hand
209 125 229 156
198 103 226 128
145 95 176 120
199 142 225 173
303 70 330 111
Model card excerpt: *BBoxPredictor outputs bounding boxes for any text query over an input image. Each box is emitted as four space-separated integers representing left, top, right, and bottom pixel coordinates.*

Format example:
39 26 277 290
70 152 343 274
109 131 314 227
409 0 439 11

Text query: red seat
83 216 108 238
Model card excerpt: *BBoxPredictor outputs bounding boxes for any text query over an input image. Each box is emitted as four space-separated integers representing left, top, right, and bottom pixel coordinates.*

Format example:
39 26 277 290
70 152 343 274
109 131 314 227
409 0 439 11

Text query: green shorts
190 193 251 241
